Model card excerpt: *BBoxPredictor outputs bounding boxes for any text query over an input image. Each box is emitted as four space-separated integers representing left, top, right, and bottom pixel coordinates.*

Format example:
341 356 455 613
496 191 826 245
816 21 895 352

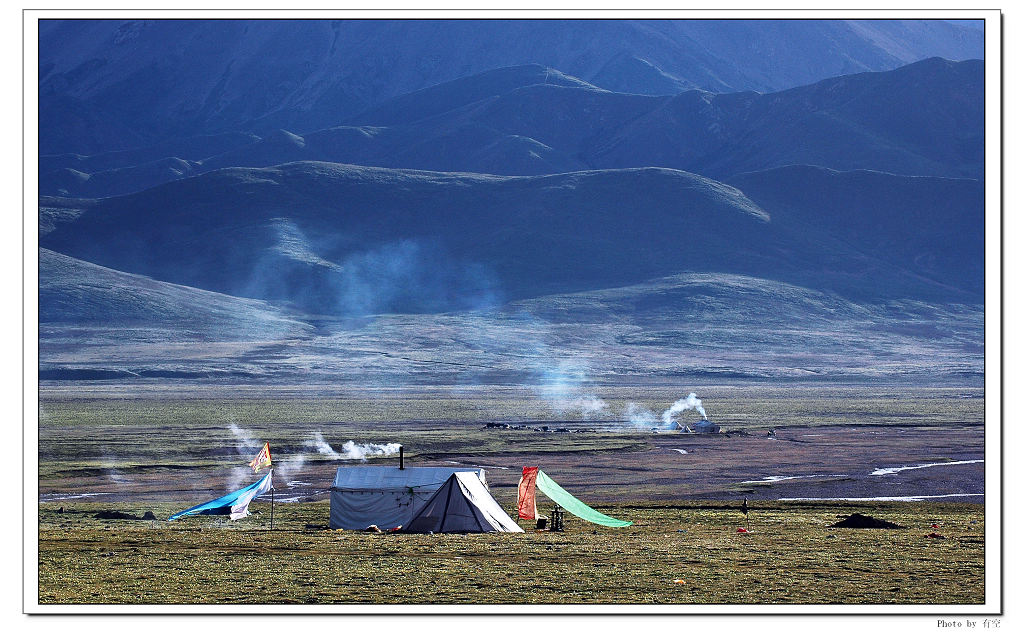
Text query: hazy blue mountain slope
41 162 978 317
40 164 773 309
726 166 984 294
39 132 259 174
39 197 96 236
594 58 983 179
40 157 201 198
346 64 606 126
43 58 983 198
205 58 985 182
40 248 312 337
39 19 983 155
37 57 983 198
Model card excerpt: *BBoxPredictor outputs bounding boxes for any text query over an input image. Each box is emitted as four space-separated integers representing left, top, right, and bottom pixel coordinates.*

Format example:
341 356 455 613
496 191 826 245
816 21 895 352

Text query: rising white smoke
624 402 658 427
567 395 609 419
224 423 270 490
100 453 130 486
661 393 708 427
273 452 308 482
228 423 260 453
339 440 402 461
304 432 401 461
532 358 609 420
225 466 253 493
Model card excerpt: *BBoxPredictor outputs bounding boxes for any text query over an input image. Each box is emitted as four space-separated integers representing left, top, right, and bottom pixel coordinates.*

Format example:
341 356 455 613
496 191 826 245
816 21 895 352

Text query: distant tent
693 419 721 434
520 468 632 527
330 466 486 530
169 471 273 521
405 472 524 533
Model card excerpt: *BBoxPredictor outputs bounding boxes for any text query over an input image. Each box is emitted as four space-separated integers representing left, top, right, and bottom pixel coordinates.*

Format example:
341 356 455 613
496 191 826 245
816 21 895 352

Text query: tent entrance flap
535 469 632 527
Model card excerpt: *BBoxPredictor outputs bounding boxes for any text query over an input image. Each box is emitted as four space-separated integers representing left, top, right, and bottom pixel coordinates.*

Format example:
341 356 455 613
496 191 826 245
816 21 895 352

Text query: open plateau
35 18 990 608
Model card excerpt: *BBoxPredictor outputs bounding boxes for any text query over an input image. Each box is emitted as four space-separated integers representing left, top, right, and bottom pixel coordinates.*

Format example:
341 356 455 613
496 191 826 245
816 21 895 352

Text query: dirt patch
829 513 905 529
94 510 147 520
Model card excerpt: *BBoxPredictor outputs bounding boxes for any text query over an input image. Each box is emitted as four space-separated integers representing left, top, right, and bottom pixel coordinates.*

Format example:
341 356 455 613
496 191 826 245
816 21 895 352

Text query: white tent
329 466 485 530
405 471 524 533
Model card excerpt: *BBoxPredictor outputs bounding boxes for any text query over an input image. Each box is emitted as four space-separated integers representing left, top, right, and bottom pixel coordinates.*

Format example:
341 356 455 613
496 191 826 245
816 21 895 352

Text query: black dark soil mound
94 510 142 520
829 513 905 529
141 511 157 520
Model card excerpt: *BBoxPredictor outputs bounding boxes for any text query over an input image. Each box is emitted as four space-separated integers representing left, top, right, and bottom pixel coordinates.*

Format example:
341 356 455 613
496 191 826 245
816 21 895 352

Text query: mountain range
39 19 982 156
40 58 983 199
37 19 987 384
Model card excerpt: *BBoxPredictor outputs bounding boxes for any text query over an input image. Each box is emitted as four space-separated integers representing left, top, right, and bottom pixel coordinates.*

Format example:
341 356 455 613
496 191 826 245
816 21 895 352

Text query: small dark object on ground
94 510 144 520
926 532 946 539
57 507 64 514
829 513 905 529
142 511 157 520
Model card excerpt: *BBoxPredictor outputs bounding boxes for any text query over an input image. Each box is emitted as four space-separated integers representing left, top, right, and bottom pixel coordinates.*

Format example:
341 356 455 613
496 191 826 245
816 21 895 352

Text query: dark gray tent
405 471 524 533
329 466 484 530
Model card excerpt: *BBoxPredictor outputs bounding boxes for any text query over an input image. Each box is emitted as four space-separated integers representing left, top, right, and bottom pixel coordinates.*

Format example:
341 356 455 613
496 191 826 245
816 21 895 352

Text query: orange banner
517 466 539 520
248 442 271 473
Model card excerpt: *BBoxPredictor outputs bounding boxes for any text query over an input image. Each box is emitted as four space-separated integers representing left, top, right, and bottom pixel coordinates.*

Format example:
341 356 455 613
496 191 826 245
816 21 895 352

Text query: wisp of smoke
306 432 342 459
661 393 708 427
228 423 260 453
624 402 658 427
274 452 308 482
562 395 608 420
226 466 253 492
224 423 266 490
339 440 402 461
532 357 608 420
304 432 402 462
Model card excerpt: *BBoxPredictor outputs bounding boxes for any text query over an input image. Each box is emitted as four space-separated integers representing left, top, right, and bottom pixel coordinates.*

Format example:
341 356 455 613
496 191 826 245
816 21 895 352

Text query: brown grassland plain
37 500 983 605
36 385 986 605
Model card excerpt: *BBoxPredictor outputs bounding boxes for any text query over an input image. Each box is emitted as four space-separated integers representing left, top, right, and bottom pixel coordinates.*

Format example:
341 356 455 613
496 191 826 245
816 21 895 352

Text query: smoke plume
273 452 308 482
228 423 260 453
225 423 264 490
624 402 658 427
304 432 401 461
533 357 607 419
661 393 708 427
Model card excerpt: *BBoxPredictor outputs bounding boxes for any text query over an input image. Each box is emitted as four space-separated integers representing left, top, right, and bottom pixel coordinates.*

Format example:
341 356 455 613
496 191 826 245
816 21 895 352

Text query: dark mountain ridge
41 162 981 317
39 19 983 156
39 58 984 199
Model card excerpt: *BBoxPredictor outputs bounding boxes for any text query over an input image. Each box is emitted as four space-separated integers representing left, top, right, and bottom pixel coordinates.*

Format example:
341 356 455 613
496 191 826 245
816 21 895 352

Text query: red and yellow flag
517 466 539 520
248 442 271 473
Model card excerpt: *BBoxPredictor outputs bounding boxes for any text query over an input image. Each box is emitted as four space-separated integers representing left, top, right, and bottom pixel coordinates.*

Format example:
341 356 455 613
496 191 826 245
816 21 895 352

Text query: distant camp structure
673 419 722 433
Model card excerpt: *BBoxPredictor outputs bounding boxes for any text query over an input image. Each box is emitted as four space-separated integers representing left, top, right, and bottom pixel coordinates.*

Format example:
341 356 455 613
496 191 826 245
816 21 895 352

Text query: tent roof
332 466 484 491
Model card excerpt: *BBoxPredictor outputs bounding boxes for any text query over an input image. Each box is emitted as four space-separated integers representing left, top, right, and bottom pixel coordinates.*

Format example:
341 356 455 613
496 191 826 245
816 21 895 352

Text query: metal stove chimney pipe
399 445 404 470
